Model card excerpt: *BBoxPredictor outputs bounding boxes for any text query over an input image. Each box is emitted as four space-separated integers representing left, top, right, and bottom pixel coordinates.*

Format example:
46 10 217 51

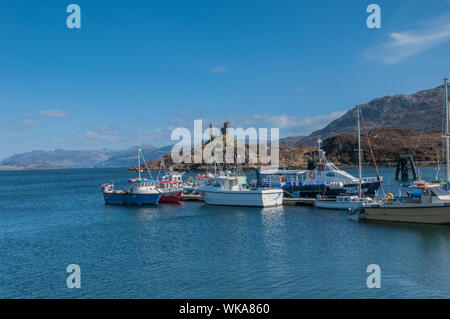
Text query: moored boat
315 105 375 211
259 139 381 198
197 175 283 207
102 146 162 206
157 180 184 203
363 78 450 224
364 184 450 224
102 179 162 206
316 195 374 211
155 162 184 203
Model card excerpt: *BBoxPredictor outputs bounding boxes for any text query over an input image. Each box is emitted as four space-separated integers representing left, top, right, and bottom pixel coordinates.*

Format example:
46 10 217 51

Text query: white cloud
70 110 345 149
80 125 124 145
365 14 450 64
210 65 228 74
38 110 69 118
246 111 346 136
18 119 39 127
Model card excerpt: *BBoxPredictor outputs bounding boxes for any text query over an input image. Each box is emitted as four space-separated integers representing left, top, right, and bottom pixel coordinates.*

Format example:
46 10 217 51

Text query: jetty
282 197 315 206
180 194 204 201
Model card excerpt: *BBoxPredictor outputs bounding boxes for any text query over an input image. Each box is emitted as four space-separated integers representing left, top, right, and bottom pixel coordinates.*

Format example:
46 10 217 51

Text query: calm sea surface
1 166 450 298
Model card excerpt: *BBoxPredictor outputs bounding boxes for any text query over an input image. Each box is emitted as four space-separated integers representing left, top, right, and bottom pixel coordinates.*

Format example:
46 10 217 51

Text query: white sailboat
364 78 450 224
315 105 374 210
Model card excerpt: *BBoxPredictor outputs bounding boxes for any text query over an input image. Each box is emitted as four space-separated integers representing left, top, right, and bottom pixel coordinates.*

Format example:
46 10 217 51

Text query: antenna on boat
317 138 324 164
445 77 449 189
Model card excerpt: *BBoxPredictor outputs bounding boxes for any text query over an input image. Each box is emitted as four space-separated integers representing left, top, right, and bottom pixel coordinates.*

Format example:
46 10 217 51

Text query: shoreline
0 161 442 172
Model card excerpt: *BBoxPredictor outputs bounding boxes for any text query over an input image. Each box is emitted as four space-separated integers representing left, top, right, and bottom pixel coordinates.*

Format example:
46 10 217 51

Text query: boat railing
363 177 379 182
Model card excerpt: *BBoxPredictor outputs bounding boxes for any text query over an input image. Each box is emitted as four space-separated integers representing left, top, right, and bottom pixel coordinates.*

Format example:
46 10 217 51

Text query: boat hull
284 181 380 198
159 191 183 203
199 189 283 207
315 200 364 210
103 192 162 206
365 204 450 224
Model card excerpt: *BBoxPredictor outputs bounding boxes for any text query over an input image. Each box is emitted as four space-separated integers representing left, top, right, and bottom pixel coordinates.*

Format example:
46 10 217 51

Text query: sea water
1 167 450 298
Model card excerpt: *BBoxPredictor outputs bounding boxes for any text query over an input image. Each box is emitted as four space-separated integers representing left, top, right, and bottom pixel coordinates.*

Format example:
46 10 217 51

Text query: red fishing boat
157 180 184 203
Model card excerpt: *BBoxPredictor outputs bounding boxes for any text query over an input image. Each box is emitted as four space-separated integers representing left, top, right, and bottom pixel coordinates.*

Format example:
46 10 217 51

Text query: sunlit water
1 166 450 298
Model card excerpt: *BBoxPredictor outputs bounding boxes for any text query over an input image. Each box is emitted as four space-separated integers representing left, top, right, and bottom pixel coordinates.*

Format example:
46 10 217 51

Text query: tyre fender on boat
307 171 316 179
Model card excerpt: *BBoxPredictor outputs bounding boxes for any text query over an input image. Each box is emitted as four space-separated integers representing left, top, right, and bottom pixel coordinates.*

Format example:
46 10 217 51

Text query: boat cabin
157 180 182 190
130 179 158 193
421 184 450 204
208 176 248 191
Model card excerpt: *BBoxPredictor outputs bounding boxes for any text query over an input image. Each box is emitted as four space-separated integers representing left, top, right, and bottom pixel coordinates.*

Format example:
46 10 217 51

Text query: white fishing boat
316 195 375 210
315 105 375 210
363 78 450 224
364 183 450 224
197 175 283 207
183 173 215 194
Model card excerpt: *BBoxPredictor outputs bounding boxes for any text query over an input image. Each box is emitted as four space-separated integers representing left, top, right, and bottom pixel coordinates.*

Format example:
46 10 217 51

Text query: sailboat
364 78 450 224
102 146 162 205
315 105 374 210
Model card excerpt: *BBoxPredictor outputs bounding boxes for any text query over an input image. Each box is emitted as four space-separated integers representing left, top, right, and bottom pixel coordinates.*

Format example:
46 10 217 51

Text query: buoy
386 193 394 200
416 181 428 187
308 171 316 179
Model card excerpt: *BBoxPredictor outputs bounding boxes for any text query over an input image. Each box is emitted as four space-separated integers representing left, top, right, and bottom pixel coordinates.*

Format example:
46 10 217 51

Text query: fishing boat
157 171 184 203
197 175 283 207
316 195 375 210
364 183 450 224
259 138 381 198
183 173 215 194
363 78 450 224
102 147 162 206
316 105 374 210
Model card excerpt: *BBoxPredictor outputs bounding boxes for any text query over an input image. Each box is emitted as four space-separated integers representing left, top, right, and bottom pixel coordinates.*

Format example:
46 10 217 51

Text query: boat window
430 186 450 196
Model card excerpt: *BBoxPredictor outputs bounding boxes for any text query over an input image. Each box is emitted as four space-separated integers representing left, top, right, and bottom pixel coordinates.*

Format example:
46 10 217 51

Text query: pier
180 194 204 201
282 197 315 206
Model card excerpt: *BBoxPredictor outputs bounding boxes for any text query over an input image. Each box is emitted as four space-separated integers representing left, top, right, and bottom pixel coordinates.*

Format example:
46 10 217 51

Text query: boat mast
138 146 141 180
445 77 449 187
357 106 362 197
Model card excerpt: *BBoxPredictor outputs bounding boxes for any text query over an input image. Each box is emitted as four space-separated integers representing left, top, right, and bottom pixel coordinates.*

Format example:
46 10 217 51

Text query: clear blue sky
1 0 449 158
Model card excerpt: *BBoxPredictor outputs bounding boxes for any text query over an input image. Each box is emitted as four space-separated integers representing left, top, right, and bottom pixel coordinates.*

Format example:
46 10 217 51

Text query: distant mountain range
2 84 447 170
0 145 172 170
281 84 446 146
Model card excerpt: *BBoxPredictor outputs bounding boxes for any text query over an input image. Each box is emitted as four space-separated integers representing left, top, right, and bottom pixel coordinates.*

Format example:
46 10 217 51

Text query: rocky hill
282 84 446 146
321 128 443 167
132 128 445 172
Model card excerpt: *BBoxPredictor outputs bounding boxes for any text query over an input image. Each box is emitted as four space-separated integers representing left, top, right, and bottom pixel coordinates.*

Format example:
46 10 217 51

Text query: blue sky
0 0 449 158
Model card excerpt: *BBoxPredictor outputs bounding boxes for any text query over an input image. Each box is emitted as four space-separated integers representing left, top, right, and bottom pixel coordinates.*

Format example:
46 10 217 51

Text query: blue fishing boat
102 147 162 206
